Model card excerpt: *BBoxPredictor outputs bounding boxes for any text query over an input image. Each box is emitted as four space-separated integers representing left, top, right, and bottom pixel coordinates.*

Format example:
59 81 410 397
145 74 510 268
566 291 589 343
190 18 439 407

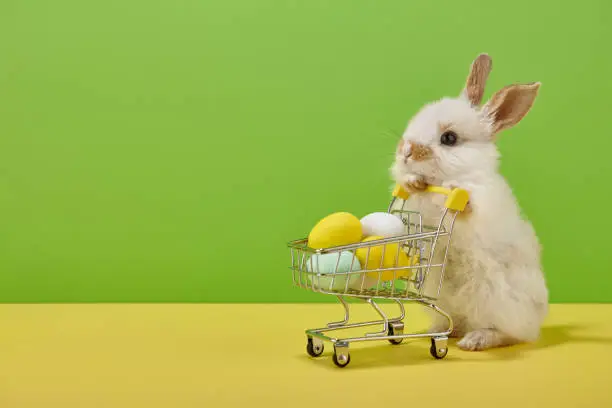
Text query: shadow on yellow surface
299 323 612 370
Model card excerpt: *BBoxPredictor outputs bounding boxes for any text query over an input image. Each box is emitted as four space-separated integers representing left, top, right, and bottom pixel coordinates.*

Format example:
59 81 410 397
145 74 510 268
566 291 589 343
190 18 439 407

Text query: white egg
360 212 405 238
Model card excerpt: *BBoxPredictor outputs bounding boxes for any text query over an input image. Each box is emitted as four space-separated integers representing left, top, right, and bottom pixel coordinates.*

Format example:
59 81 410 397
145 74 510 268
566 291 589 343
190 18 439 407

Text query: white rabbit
389 54 549 351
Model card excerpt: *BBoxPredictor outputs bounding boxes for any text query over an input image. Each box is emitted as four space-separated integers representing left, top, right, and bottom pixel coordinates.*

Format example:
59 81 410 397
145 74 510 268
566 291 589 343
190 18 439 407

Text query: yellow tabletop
0 303 611 407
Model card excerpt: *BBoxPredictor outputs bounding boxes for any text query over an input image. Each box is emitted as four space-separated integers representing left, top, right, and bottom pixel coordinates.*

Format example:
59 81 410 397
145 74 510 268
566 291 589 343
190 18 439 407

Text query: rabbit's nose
403 144 412 163
407 142 432 162
404 143 412 157
398 139 412 162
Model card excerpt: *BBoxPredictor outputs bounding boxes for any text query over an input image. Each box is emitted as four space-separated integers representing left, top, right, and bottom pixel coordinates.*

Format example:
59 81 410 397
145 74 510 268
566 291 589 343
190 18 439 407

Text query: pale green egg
306 251 362 292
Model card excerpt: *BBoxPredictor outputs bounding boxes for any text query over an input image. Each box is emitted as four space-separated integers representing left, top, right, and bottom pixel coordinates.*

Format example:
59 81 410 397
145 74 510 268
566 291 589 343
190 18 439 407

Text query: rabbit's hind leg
457 329 518 351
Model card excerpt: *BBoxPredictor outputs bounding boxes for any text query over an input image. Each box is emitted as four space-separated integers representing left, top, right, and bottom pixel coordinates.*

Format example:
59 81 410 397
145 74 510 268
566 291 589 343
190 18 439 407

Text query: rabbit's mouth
392 156 445 185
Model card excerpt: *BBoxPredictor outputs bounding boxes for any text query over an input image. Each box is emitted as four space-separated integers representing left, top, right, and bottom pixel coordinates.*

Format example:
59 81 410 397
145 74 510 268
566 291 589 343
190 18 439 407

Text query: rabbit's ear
461 53 493 106
482 82 541 135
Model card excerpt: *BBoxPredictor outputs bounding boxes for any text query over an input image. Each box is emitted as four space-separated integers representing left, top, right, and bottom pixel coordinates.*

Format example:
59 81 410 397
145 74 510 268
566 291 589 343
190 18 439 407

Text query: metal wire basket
287 184 469 367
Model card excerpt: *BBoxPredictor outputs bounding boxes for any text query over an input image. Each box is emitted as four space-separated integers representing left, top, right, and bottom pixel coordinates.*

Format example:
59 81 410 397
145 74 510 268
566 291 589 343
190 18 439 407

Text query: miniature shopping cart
287 184 469 367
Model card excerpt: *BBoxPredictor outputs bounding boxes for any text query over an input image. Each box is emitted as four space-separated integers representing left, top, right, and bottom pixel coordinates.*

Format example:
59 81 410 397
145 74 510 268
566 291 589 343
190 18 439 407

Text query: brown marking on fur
483 82 540 134
438 122 453 133
464 54 493 106
409 142 432 162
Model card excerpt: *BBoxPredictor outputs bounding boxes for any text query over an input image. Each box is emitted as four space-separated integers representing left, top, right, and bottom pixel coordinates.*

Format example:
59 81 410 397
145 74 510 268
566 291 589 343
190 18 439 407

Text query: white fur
390 88 548 351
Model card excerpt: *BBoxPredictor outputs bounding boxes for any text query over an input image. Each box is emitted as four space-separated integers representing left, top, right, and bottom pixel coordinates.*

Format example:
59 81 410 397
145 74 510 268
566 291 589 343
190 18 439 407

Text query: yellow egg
356 236 412 281
308 212 363 249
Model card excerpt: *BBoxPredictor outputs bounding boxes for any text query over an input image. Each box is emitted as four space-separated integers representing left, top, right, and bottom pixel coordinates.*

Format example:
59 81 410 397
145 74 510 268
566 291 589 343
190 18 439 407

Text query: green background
1 0 610 303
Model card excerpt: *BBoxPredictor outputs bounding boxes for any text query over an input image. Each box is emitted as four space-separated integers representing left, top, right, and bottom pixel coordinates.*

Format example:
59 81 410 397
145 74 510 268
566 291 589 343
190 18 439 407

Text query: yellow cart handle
392 184 470 212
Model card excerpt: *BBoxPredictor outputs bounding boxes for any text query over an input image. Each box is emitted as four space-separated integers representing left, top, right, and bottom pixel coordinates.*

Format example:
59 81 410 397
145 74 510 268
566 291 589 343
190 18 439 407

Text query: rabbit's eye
440 131 458 146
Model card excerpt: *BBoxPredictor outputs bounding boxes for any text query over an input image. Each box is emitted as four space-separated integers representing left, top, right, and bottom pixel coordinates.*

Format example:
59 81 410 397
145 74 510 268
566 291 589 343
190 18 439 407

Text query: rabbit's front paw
400 174 428 192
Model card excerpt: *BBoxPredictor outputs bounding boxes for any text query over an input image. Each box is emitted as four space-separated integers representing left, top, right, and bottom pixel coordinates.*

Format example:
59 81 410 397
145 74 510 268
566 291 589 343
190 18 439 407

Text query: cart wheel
306 337 324 357
387 322 404 345
332 343 350 368
332 350 351 368
430 337 448 359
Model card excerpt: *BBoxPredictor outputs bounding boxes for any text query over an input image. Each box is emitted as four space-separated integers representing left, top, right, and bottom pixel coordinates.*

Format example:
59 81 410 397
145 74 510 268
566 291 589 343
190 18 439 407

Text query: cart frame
287 185 469 367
